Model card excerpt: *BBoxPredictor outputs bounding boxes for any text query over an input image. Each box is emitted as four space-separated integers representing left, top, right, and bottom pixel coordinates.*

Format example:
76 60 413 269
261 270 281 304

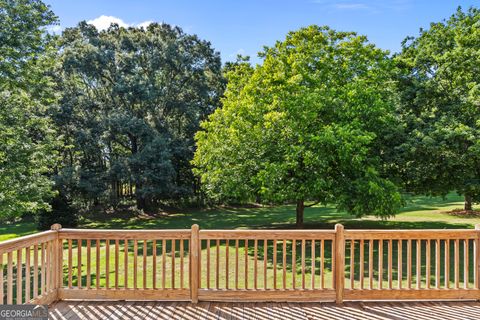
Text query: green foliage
53 22 225 211
0 0 59 220
36 193 78 230
194 26 402 225
395 7 480 209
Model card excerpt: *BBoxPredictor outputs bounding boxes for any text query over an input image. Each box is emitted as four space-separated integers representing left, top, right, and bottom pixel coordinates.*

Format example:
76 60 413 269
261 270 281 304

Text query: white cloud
137 20 154 29
87 15 155 31
87 15 129 30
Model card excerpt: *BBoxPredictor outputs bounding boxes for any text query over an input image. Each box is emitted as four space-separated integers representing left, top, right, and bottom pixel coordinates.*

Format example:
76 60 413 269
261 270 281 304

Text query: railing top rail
58 228 191 240
199 229 336 240
344 229 478 240
0 230 57 254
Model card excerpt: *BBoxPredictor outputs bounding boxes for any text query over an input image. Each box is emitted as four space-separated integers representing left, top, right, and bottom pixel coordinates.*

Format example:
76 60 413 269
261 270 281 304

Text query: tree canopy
193 26 402 227
0 0 59 219
395 7 480 211
53 22 224 211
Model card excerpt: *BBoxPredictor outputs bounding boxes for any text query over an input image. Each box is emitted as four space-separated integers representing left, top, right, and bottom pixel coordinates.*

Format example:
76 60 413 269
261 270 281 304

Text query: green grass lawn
0 193 477 242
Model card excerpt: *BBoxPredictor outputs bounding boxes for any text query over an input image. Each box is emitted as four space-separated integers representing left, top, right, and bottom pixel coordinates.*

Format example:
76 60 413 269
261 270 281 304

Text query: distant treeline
1 0 479 228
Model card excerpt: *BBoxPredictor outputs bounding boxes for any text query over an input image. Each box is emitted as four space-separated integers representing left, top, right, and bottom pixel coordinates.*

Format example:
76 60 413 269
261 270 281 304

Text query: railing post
334 224 345 304
51 224 62 301
190 224 200 303
475 224 480 293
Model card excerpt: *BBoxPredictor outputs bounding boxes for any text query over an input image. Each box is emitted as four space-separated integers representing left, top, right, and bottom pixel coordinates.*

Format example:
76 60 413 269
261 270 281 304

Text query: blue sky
44 0 478 64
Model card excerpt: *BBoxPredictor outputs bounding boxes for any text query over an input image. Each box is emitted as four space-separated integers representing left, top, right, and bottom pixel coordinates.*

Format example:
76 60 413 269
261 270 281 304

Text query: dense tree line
54 22 224 212
1 0 479 228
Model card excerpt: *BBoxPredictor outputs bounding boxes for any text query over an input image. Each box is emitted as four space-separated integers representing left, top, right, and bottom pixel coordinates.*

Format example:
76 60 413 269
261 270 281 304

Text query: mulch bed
448 209 480 217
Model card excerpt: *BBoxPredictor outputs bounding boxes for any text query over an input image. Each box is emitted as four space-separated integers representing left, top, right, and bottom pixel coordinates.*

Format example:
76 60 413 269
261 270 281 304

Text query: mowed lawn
0 193 477 242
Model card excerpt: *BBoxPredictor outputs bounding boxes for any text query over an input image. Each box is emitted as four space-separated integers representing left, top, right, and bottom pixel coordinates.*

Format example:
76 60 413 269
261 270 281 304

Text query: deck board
49 301 480 319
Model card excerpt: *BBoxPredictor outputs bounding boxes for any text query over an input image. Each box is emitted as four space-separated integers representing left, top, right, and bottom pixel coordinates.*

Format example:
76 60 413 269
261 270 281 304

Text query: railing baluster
115 239 119 289
253 239 257 289
416 239 421 289
16 249 22 304
171 239 176 289
378 240 383 289
311 239 315 289
124 239 128 289
398 240 402 289
388 240 392 289
426 239 431 289
301 239 305 289
77 240 81 289
407 239 412 289
41 243 45 295
263 239 267 289
273 239 277 289
215 239 219 289
476 225 480 290
86 240 91 289
321 239 325 289
359 239 364 290
25 247 30 303
0 254 4 304
445 239 450 288
96 240 100 289
180 239 184 289
235 239 239 289
283 240 287 289
33 245 38 297
152 240 156 289
7 252 12 304
162 239 166 289
292 239 296 289
455 239 459 289
142 240 147 289
106 239 111 289
225 239 230 289
133 240 138 289
206 239 210 289
244 239 248 289
436 239 440 289
464 239 469 289
368 240 373 290
350 240 355 289
46 243 50 293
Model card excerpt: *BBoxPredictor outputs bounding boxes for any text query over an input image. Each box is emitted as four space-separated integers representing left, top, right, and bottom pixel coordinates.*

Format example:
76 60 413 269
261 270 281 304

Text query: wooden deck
49 300 480 319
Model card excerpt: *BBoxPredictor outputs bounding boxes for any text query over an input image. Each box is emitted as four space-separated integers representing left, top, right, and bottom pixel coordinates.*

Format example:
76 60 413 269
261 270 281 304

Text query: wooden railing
1 224 480 304
0 224 61 305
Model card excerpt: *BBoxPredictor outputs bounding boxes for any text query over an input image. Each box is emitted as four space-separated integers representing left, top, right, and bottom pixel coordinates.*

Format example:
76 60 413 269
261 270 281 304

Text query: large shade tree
395 7 480 211
0 0 59 220
54 22 224 211
193 26 402 228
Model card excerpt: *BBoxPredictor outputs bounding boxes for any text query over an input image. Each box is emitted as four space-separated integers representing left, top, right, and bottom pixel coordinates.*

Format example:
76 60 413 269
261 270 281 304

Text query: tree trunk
465 194 473 211
136 191 146 211
296 199 304 229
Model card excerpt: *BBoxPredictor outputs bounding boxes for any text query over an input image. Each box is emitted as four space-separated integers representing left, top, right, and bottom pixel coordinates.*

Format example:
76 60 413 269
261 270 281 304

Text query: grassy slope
80 193 476 230
0 193 476 242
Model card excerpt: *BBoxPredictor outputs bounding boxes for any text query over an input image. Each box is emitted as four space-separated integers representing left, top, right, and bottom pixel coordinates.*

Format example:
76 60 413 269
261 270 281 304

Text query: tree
395 7 480 211
54 22 224 211
0 0 59 220
193 26 402 228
